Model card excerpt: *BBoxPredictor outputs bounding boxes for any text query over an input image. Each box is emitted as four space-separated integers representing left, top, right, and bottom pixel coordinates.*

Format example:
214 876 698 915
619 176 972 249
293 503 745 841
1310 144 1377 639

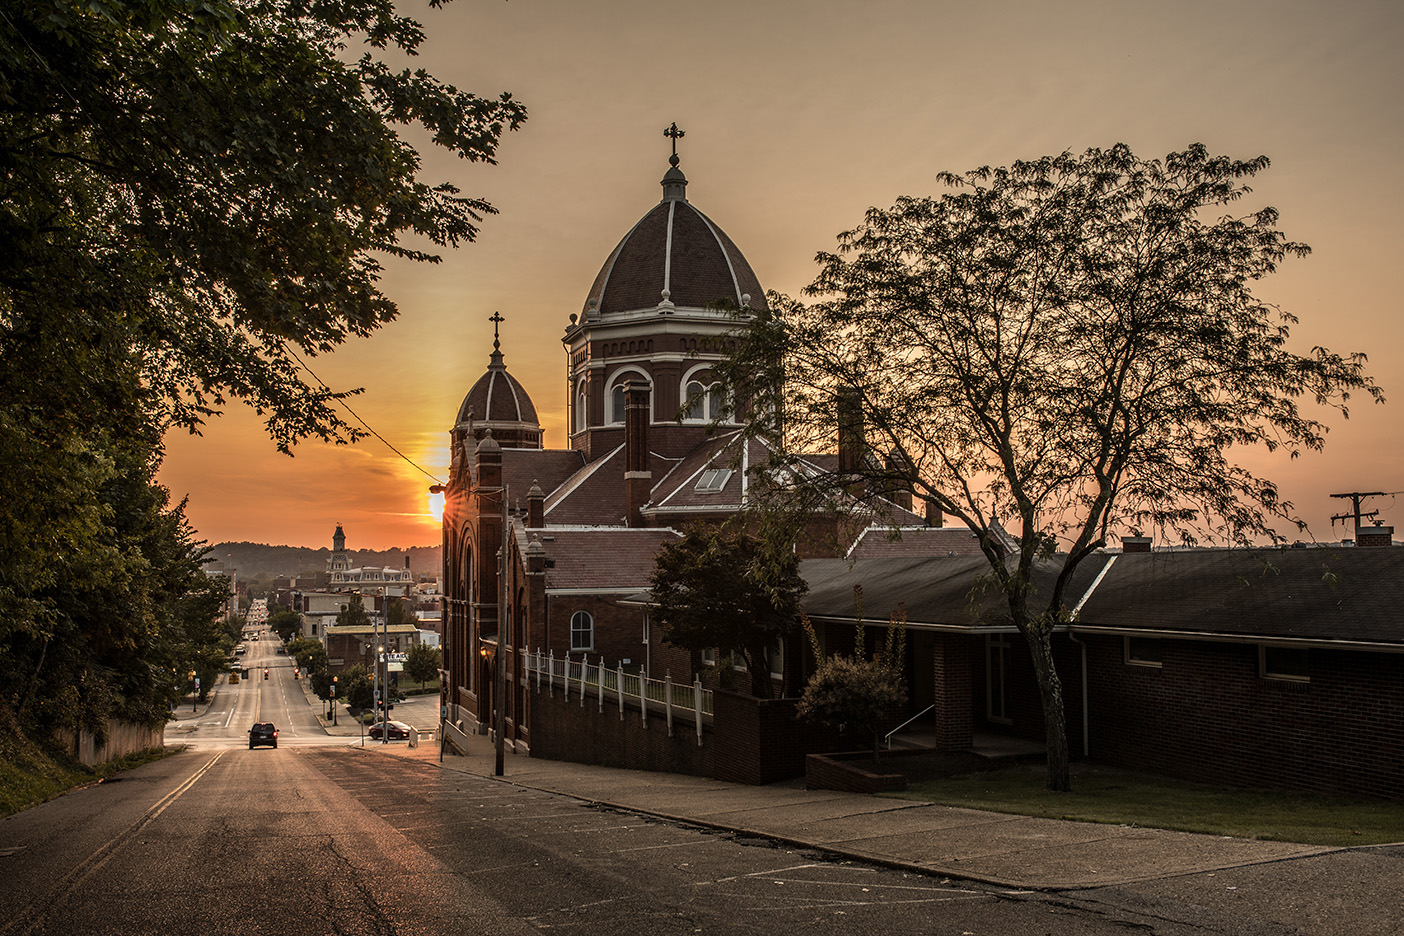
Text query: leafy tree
796 608 907 761
309 667 333 704
386 597 419 628
650 525 808 698
713 144 1382 790
2 0 524 450
404 642 441 691
334 596 372 630
0 0 521 745
267 610 303 645
338 664 373 713
218 615 246 644
1 433 232 740
286 637 327 675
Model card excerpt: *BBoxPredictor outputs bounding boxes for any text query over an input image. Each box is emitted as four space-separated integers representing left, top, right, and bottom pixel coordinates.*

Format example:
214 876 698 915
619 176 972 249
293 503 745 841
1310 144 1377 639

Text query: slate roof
802 546 1404 647
800 555 1082 629
1074 547 1404 646
845 525 989 560
457 349 538 426
648 430 755 514
582 173 766 317
527 528 681 592
501 449 586 504
543 445 628 525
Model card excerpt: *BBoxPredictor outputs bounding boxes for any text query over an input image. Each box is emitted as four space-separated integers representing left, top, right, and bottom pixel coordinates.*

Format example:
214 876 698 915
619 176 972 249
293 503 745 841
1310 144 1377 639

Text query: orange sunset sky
157 0 1404 552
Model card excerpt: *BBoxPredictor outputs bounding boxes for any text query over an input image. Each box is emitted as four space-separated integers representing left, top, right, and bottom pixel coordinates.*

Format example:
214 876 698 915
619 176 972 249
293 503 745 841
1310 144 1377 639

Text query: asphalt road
2 641 1397 934
0 743 1084 935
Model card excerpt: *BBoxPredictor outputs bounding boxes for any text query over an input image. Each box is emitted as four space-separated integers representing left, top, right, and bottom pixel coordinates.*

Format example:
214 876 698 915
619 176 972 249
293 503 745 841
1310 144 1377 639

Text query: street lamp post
189 670 198 712
378 642 387 743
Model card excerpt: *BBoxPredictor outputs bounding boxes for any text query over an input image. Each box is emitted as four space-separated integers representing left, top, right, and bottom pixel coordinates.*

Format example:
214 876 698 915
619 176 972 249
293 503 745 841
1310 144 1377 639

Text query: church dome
581 157 767 319
456 325 542 449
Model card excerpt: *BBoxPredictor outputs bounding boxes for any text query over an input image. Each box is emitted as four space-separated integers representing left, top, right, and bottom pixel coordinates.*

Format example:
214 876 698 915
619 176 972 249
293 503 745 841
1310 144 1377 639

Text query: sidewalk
349 714 1339 892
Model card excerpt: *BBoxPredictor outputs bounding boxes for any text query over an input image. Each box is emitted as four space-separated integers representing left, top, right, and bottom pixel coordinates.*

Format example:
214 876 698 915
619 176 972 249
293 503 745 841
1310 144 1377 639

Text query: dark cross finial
663 122 685 167
489 310 504 351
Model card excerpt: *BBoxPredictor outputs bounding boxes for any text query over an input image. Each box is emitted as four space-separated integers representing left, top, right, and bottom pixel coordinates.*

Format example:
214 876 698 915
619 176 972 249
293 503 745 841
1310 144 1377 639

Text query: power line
284 344 445 486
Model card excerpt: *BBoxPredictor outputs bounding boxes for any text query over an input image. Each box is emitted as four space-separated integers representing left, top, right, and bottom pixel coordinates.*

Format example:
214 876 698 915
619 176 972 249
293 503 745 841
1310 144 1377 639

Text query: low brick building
803 534 1404 800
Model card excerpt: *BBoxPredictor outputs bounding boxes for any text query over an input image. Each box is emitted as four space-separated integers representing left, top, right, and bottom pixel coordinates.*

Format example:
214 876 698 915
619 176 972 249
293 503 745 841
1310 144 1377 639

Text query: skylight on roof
694 468 732 493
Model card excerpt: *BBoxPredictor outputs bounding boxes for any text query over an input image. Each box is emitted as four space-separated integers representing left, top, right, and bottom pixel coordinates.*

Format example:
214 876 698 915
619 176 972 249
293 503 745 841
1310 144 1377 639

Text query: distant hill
205 542 442 580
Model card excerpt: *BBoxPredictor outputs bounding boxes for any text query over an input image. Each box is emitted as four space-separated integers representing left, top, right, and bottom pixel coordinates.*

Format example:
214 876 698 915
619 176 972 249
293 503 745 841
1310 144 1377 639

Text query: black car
248 722 278 749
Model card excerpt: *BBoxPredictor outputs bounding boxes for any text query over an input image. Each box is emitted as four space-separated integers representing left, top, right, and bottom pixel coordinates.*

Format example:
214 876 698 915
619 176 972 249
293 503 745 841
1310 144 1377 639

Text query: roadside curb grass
886 763 1404 847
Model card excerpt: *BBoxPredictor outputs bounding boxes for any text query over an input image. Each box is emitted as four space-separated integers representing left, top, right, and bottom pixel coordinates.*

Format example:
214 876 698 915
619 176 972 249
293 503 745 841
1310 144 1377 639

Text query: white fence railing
523 649 711 743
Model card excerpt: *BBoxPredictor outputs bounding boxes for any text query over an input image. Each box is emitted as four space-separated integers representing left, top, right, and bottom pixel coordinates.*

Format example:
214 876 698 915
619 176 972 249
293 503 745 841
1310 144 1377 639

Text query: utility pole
495 487 508 777
1330 491 1387 540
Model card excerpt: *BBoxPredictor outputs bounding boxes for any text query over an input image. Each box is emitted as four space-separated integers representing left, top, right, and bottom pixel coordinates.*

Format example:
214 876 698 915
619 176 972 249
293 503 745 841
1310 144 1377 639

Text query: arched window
683 378 726 421
611 384 627 424
574 380 587 432
570 611 594 652
684 380 706 420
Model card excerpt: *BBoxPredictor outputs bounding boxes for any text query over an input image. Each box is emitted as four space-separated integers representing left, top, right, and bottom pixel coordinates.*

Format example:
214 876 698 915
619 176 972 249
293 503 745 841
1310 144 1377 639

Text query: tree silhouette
712 144 1382 790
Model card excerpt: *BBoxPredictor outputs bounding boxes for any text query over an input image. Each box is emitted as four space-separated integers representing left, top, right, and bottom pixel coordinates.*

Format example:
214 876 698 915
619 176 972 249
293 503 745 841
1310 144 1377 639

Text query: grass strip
887 763 1404 847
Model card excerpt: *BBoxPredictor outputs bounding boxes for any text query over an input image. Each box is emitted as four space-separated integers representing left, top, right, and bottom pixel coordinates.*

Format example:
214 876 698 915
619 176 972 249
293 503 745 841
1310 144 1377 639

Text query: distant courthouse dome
581 150 767 319
455 315 542 449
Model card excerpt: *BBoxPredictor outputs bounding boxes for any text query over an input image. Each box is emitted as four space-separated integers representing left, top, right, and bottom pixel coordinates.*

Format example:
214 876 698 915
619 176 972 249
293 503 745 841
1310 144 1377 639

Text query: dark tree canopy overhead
713 144 1382 788
0 0 521 745
2 0 525 448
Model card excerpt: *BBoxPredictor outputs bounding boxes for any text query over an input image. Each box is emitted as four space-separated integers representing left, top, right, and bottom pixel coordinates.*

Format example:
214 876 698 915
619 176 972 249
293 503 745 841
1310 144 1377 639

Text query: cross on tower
489 310 504 350
663 122 685 167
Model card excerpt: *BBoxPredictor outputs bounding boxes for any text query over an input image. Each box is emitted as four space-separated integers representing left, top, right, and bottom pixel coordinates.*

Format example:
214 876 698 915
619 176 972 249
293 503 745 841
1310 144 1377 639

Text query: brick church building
437 139 875 749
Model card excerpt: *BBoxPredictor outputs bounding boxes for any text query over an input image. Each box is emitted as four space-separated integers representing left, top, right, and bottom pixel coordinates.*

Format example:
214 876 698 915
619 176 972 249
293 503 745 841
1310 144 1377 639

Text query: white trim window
683 379 725 422
610 384 627 424
694 468 732 493
570 610 594 652
607 371 651 424
574 380 588 432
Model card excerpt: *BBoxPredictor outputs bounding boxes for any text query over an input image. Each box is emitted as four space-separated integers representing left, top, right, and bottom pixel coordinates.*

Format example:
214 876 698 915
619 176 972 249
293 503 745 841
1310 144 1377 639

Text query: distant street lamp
189 670 198 712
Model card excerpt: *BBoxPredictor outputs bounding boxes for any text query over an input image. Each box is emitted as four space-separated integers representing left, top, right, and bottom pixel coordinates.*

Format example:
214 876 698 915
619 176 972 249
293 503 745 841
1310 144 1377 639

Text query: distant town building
326 523 414 594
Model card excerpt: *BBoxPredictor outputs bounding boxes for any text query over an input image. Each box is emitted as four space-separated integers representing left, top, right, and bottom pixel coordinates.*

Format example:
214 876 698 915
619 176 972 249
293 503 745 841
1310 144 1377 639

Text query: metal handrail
525 650 712 716
884 704 936 749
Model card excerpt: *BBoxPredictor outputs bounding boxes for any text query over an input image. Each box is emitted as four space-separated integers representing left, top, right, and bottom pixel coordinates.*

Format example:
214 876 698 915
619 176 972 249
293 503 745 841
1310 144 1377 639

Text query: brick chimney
837 388 864 476
527 479 544 528
1121 536 1152 553
924 497 944 528
624 380 652 527
1356 523 1394 548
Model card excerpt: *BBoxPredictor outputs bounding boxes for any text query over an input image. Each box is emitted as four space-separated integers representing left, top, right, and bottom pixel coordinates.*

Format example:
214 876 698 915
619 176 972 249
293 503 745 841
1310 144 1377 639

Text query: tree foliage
334 595 372 630
649 525 808 698
386 597 418 628
286 636 326 674
404 642 441 690
713 144 1382 789
795 601 907 761
0 0 520 747
0 440 232 740
267 610 303 645
338 664 373 713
